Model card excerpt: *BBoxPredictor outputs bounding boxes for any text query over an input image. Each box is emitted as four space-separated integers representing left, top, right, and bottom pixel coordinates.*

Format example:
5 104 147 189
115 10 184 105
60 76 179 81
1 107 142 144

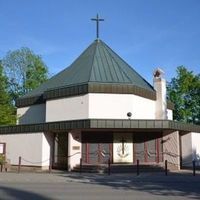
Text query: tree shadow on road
63 171 200 199
0 186 51 200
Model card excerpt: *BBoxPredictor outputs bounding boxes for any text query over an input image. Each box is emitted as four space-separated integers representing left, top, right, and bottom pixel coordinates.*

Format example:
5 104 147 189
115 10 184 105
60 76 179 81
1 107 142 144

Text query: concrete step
72 164 165 173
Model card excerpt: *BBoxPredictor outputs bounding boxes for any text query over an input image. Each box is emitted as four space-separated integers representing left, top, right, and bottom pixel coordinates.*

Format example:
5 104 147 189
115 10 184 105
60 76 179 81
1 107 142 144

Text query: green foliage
0 61 16 125
2 47 49 101
167 66 200 125
0 154 6 165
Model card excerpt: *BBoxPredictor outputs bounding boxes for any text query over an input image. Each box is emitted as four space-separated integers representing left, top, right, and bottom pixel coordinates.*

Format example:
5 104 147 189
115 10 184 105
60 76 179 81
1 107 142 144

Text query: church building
0 16 200 171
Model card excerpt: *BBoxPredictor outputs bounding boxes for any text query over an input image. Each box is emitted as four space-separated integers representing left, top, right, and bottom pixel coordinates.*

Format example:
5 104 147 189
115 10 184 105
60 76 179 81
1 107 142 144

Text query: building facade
0 39 200 171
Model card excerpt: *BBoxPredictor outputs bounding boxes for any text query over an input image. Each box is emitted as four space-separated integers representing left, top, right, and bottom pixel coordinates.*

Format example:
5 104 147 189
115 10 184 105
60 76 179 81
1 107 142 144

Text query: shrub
0 154 5 165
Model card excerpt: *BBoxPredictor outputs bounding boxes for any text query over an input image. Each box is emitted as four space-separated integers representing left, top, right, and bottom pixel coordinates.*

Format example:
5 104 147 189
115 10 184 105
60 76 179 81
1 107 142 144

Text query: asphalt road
0 171 199 200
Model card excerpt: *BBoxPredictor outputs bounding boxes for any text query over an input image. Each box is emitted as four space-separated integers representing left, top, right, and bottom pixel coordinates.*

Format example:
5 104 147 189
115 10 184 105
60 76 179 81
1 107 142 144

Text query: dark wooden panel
82 142 112 164
53 133 68 169
100 143 111 164
157 137 163 162
133 132 163 163
134 143 145 162
89 143 98 164
146 139 156 162
82 143 87 163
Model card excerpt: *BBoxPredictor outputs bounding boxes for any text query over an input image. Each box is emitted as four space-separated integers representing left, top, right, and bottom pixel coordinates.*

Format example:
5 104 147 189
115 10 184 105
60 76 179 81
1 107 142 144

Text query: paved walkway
0 171 199 200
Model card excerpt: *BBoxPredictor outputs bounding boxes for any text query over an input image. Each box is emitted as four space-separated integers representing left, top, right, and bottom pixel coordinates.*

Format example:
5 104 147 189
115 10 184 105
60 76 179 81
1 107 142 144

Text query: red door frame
133 138 161 164
83 143 113 164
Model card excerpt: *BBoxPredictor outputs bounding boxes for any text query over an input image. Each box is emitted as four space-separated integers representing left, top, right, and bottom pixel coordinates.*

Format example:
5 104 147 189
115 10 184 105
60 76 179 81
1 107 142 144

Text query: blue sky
0 0 200 84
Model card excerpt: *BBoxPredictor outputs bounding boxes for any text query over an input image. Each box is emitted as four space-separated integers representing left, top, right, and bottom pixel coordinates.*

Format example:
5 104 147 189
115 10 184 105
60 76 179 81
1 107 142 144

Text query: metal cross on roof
91 14 104 39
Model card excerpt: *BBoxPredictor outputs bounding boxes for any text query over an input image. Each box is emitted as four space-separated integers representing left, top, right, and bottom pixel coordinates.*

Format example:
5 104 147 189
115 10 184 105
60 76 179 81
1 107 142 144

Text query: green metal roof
22 39 154 98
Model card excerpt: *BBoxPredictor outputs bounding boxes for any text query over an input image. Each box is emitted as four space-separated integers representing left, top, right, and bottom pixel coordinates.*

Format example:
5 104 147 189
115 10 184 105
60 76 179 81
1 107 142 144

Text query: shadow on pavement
0 186 51 200
62 171 200 199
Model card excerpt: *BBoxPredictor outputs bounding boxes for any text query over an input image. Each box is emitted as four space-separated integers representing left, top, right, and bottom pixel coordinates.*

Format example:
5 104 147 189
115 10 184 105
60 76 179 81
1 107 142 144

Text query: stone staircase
72 163 165 173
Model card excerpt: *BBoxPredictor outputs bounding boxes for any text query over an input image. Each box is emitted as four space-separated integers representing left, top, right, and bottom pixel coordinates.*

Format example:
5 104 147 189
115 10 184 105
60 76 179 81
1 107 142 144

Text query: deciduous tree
2 47 49 101
0 61 16 125
167 66 200 125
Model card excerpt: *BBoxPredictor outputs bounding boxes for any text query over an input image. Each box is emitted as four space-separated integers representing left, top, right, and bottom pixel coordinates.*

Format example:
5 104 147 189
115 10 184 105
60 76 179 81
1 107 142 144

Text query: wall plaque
72 146 80 150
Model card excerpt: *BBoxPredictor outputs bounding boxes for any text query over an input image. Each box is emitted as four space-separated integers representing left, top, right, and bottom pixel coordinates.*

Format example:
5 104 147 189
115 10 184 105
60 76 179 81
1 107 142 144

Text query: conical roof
23 39 154 98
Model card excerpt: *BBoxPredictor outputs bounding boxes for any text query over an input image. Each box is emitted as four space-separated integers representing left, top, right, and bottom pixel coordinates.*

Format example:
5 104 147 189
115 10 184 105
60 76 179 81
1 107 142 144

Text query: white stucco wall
191 132 200 166
46 95 89 122
17 104 46 124
45 93 156 121
68 131 81 171
18 96 173 122
88 93 155 119
42 133 54 168
0 132 52 168
181 132 200 167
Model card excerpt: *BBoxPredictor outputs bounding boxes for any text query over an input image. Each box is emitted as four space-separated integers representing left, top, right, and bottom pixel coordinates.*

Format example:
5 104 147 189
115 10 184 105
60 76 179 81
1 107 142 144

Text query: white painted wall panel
0 133 44 166
17 104 46 124
68 131 81 170
46 95 89 122
192 132 200 166
180 132 200 167
89 93 155 119
45 93 169 121
42 133 54 168
113 133 133 163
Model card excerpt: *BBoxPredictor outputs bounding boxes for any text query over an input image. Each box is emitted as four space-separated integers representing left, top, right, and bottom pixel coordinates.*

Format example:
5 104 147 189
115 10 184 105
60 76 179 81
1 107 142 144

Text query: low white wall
181 132 200 167
192 132 200 166
17 104 46 124
46 95 89 122
89 93 155 119
181 133 193 167
0 132 52 168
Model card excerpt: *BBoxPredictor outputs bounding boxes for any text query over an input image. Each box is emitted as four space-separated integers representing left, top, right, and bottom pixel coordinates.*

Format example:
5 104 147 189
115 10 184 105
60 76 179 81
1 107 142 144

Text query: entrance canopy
0 119 199 134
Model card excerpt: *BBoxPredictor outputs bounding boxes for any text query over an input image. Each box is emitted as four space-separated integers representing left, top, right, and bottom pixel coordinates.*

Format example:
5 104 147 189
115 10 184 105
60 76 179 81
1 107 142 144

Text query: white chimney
153 68 167 119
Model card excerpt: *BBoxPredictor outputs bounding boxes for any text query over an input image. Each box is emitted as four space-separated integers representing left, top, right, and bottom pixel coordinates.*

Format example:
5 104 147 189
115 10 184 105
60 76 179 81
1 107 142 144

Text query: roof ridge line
88 40 98 82
101 41 133 83
101 40 155 90
100 41 115 81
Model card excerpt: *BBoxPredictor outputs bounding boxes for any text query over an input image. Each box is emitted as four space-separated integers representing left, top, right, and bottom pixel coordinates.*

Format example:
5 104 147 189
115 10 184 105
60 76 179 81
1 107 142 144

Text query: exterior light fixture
127 112 132 119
